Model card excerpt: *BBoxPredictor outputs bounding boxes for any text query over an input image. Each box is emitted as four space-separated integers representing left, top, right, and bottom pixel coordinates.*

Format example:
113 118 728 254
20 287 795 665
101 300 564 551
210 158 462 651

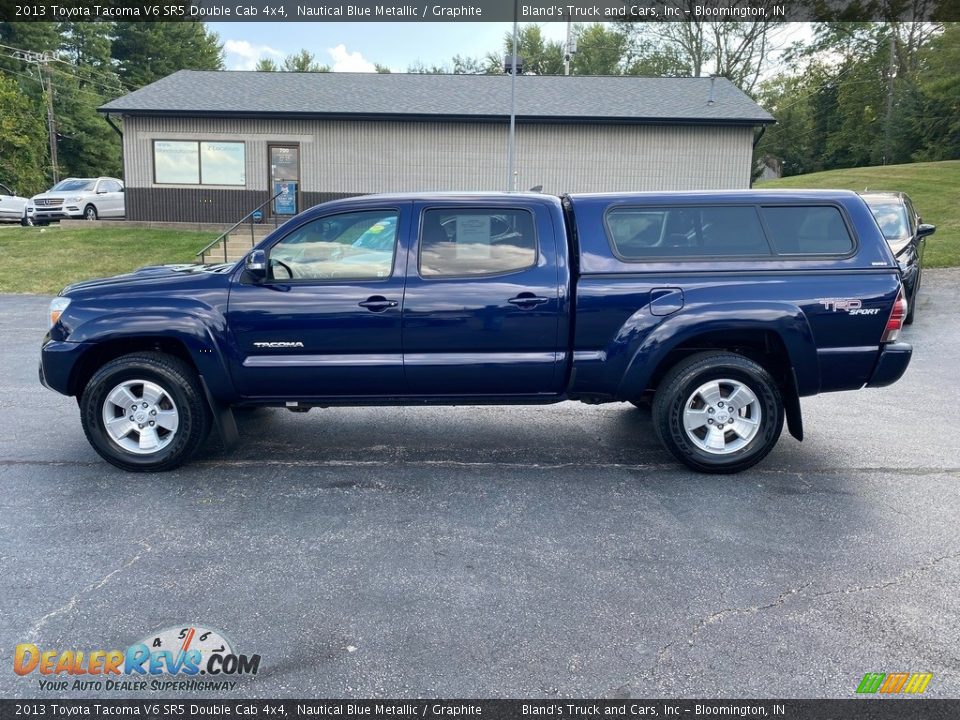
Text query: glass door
268 144 300 218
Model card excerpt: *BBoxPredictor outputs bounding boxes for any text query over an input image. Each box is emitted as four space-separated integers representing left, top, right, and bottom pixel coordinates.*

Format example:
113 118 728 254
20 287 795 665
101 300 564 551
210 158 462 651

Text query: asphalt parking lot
1 271 959 700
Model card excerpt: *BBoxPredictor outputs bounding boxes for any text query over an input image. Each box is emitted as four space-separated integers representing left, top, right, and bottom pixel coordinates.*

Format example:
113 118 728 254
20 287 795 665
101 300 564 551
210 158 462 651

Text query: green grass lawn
758 160 960 268
0 225 215 294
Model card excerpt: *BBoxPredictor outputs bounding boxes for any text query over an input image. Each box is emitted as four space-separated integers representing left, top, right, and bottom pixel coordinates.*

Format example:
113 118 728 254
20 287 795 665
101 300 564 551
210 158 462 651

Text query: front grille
34 198 63 207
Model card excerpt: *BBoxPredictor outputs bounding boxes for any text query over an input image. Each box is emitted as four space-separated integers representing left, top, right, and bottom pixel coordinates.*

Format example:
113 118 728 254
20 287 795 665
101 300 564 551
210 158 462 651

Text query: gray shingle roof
99 70 773 125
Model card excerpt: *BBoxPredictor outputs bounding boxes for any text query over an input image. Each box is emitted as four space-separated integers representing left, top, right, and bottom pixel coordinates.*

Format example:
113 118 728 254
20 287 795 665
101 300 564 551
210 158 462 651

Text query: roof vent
707 75 716 106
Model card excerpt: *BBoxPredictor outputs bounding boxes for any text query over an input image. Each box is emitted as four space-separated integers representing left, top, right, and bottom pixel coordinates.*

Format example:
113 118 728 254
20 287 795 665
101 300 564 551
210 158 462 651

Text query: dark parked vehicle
41 190 912 474
859 191 935 324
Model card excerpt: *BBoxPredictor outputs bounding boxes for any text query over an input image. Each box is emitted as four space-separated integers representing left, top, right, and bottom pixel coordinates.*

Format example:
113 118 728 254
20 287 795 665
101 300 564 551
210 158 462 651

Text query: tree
622 11 784 92
254 58 278 71
911 22 960 160
113 22 223 88
570 24 629 75
281 50 330 72
488 24 565 75
0 73 48 195
54 22 123 178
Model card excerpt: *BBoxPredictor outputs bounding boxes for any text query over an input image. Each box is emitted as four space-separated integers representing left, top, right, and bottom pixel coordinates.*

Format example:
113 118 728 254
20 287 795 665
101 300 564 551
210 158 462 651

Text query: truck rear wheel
80 352 211 472
652 352 784 474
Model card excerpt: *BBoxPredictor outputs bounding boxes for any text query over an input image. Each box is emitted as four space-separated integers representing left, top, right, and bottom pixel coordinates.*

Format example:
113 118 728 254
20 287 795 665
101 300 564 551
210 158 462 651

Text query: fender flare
66 311 236 402
614 301 820 401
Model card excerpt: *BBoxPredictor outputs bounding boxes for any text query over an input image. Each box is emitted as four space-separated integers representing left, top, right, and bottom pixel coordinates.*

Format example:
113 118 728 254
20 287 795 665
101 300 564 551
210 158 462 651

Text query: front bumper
40 339 90 396
28 207 83 221
866 342 912 388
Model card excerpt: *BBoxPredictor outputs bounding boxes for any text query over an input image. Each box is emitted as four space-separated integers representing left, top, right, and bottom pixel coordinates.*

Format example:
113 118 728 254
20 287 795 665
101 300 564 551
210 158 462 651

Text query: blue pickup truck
40 190 911 474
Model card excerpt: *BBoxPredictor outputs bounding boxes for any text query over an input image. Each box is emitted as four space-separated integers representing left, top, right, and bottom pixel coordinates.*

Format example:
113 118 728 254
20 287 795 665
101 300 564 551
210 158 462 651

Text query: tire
83 204 98 220
79 352 211 472
652 352 784 474
21 215 33 227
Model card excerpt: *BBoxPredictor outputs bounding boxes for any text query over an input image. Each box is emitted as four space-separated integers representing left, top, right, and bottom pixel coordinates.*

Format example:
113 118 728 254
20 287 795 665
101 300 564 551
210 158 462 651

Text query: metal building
99 71 774 223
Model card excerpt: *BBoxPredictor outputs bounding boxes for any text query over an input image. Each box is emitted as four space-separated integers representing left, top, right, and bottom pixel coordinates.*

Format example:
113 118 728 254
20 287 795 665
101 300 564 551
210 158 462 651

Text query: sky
207 22 813 76
207 22 567 72
207 22 570 72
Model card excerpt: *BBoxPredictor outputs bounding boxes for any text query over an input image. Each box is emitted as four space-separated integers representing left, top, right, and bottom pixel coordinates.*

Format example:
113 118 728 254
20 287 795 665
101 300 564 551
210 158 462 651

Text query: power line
8 50 59 183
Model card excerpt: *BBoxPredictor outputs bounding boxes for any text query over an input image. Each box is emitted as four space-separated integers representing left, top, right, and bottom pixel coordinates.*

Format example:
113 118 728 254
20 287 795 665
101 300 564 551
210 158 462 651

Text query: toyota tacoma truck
40 190 912 474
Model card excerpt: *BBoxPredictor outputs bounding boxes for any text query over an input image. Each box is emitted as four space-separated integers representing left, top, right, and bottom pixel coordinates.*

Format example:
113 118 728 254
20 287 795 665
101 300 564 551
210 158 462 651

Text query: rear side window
606 206 771 259
419 208 537 277
760 206 854 255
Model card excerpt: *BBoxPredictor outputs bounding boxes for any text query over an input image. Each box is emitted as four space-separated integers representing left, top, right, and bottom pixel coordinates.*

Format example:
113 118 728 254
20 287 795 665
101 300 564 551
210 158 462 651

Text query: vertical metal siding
122 115 755 219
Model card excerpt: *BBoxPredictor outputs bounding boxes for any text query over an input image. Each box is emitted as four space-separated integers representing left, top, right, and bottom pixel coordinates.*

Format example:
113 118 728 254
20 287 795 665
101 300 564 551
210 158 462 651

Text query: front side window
606 206 770 259
419 208 537 277
761 206 854 255
269 210 398 281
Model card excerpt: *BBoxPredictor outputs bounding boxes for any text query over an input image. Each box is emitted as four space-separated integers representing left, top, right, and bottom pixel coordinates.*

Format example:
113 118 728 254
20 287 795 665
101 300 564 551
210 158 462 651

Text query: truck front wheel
80 353 211 472
652 352 784 474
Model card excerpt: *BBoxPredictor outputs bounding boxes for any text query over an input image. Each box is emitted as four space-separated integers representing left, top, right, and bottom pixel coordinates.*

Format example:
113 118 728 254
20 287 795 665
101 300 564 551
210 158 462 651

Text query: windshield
51 179 96 193
864 199 909 240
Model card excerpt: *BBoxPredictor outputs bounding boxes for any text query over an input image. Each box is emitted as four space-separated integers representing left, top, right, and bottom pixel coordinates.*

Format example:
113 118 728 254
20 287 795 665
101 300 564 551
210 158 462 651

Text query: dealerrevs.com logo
14 626 261 692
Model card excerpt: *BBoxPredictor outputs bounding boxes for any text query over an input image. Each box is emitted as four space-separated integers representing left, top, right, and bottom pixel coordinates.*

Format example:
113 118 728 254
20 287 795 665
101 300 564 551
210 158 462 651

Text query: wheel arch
66 319 235 403
615 307 815 441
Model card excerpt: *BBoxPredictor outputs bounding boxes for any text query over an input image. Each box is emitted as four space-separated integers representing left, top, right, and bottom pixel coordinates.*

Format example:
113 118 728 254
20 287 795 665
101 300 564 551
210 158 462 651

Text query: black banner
2 700 960 720
1 0 959 22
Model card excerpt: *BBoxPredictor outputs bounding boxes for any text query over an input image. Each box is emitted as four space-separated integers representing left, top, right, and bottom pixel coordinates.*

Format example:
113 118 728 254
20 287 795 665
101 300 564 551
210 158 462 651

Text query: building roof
99 70 773 126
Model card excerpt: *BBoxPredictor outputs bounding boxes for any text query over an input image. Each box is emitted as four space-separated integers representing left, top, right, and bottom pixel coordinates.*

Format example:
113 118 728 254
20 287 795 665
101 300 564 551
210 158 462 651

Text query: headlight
50 297 70 327
68 196 84 203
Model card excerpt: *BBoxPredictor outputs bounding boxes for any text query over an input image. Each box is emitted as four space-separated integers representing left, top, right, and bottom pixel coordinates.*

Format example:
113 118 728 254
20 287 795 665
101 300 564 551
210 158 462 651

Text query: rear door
96 179 124 217
401 200 565 396
226 203 411 398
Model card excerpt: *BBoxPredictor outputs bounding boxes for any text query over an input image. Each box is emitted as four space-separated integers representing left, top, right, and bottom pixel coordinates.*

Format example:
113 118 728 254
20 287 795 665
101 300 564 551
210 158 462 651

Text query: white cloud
224 39 284 71
327 44 377 73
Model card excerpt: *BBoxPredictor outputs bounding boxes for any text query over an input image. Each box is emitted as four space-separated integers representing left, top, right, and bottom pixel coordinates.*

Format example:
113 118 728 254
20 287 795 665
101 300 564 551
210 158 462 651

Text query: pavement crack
644 549 960 684
812 548 960 599
646 583 812 681
25 539 153 641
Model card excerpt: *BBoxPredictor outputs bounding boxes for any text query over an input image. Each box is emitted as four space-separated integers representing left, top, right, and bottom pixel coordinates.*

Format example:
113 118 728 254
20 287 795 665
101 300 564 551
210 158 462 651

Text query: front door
226 203 411 398
401 201 565 396
268 144 299 219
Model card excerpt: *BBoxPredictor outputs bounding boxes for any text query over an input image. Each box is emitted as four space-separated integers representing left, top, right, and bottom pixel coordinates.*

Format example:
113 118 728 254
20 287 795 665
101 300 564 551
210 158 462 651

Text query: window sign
200 142 245 185
153 140 246 186
274 182 298 215
154 141 200 184
455 215 492 260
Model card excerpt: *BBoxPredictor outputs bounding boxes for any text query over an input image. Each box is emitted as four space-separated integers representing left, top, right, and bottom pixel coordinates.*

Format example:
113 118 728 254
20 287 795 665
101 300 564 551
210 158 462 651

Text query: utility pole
883 30 896 166
506 0 518 192
15 50 59 183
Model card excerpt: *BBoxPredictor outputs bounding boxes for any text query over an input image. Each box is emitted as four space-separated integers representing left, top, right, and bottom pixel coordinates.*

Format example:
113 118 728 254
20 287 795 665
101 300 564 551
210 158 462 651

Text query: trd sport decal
819 299 881 315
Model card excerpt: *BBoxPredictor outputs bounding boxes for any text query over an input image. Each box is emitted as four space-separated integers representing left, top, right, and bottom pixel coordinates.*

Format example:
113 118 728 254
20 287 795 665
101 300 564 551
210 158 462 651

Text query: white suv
25 177 124 225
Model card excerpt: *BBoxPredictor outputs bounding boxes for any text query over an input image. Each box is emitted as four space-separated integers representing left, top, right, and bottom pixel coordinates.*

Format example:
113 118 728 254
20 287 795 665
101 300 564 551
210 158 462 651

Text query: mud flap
784 368 803 442
200 376 239 450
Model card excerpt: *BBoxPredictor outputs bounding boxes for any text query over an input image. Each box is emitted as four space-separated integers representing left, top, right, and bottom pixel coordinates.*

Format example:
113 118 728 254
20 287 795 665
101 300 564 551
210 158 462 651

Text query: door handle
508 293 549 309
358 296 398 312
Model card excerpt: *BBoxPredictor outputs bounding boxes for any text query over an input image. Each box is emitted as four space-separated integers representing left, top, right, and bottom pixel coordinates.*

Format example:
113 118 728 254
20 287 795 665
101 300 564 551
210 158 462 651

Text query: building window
153 140 245 186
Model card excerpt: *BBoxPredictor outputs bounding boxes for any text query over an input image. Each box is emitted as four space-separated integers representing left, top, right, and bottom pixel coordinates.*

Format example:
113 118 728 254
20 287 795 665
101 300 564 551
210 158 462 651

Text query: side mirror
918 223 936 238
245 249 267 279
